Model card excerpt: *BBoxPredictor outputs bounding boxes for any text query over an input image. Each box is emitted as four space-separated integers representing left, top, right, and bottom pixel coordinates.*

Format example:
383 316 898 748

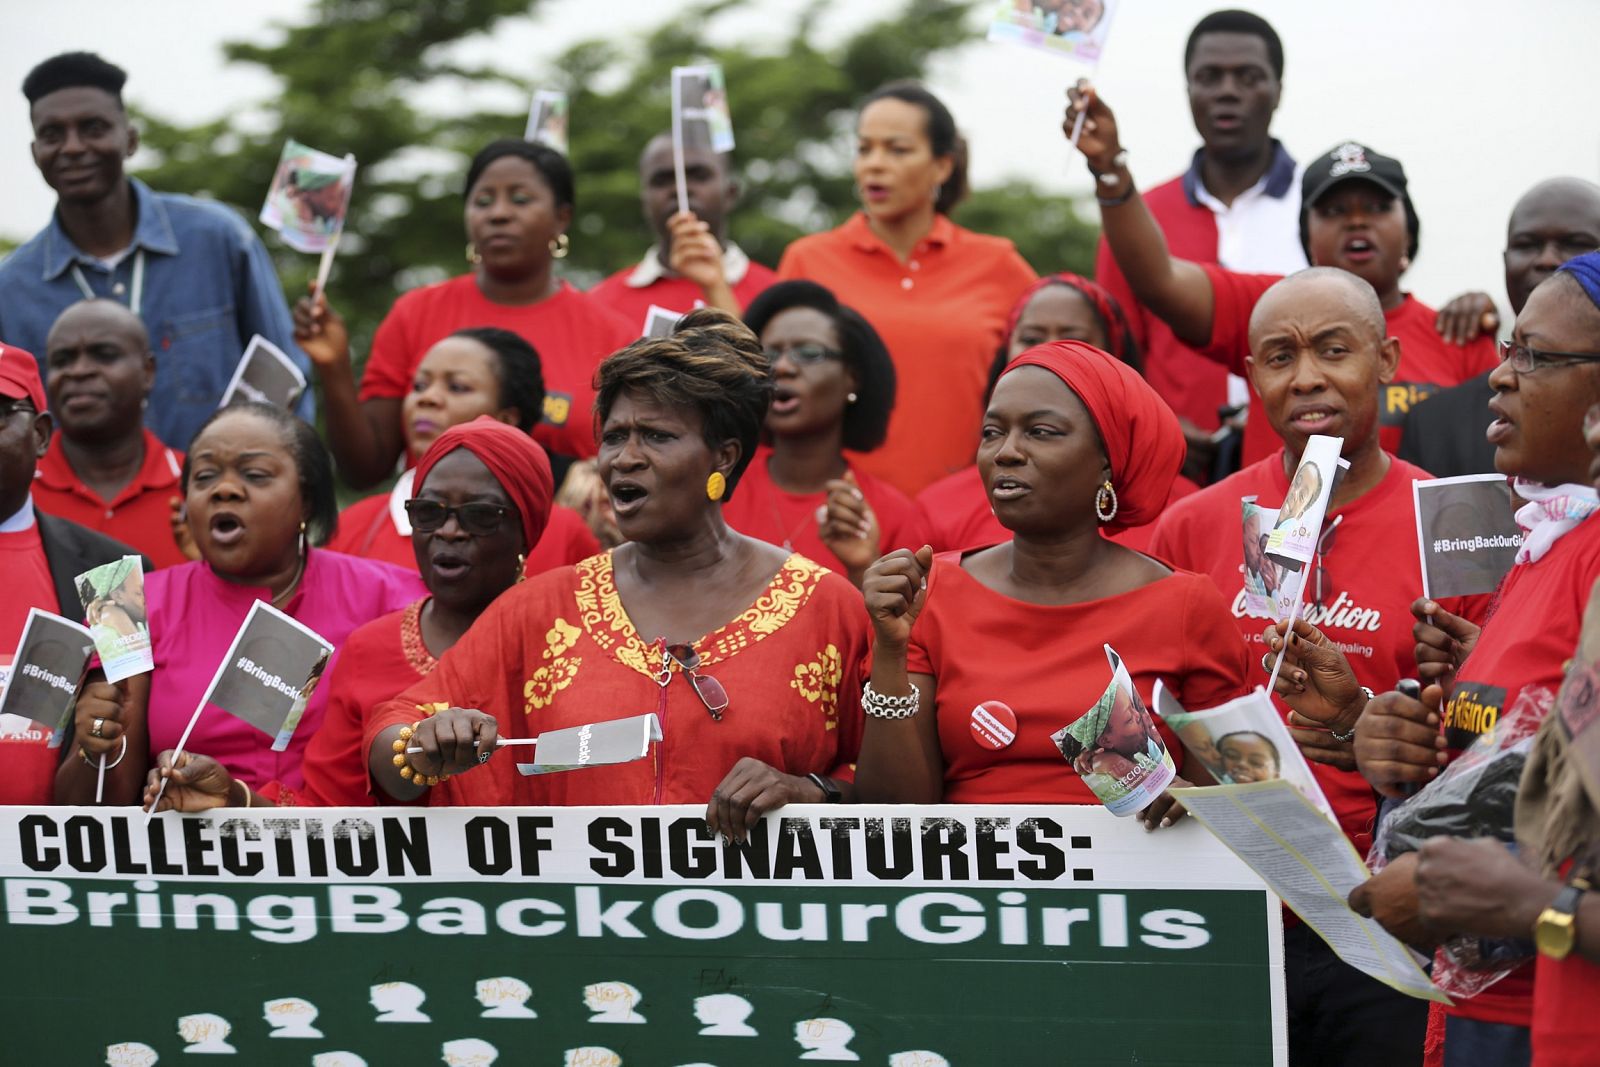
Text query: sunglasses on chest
655 640 729 720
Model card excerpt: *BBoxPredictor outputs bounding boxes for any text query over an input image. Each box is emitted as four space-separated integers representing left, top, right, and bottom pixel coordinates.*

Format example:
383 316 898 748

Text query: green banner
2 805 1286 1065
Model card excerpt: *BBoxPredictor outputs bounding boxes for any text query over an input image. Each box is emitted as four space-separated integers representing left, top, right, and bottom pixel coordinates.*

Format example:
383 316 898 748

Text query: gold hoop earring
465 242 482 265
1094 480 1118 524
550 233 570 259
706 471 726 502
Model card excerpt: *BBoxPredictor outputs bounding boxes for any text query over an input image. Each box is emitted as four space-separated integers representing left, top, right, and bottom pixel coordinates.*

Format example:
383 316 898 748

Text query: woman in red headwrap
914 273 1198 555
144 415 555 808
855 341 1248 820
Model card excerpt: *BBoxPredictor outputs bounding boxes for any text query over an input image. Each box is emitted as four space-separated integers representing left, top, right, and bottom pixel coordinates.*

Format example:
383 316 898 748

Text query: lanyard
69 248 145 316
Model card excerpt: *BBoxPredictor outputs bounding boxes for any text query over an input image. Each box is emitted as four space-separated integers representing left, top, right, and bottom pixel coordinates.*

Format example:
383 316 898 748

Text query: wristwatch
807 772 842 804
1535 881 1588 959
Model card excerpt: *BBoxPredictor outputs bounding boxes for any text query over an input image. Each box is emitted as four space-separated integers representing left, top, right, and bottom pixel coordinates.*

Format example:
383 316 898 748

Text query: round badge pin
970 700 1017 751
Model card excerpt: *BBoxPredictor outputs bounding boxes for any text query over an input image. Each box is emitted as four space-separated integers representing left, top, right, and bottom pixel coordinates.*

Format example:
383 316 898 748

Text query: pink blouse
145 550 425 791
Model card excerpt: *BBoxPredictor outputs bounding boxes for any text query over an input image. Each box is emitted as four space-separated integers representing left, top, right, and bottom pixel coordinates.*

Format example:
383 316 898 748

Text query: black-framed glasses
404 498 514 536
763 343 843 367
663 643 729 720
1497 339 1600 375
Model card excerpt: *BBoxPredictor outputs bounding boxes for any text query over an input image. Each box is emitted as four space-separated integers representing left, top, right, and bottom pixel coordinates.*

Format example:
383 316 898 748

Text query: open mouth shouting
209 511 247 548
609 479 649 519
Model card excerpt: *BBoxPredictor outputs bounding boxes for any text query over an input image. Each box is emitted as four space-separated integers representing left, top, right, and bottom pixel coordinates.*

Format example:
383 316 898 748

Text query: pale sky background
4 0 1599 313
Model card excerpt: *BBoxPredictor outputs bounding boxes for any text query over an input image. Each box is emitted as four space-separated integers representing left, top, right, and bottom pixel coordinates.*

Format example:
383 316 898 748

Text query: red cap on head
1001 340 1183 532
412 416 555 552
0 346 47 412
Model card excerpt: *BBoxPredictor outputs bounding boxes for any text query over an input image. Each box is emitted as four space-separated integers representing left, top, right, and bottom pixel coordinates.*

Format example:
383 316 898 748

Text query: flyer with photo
1265 434 1343 570
1153 682 1336 822
0 608 95 743
201 601 334 752
517 713 663 775
642 304 682 339
1412 474 1521 599
524 89 569 154
986 0 1119 63
259 139 357 254
74 555 151 684
672 64 735 153
219 335 307 412
1051 645 1175 816
1241 497 1301 621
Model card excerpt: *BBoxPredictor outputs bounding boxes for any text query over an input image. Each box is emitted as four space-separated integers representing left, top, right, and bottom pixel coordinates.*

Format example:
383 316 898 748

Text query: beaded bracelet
863 680 921 720
392 723 449 787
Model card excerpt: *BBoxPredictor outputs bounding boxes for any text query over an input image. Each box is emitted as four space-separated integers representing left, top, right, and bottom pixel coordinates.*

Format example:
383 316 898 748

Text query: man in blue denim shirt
0 51 311 451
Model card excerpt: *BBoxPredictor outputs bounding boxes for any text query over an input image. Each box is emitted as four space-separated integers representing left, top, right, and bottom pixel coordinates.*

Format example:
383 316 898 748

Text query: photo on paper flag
201 601 333 752
517 712 662 775
1412 474 1521 599
218 335 307 412
986 0 1119 62
524 89 569 154
642 304 682 339
1241 497 1301 621
1051 645 1175 816
672 64 734 153
0 608 94 742
1153 682 1336 822
1265 434 1343 570
259 139 357 254
74 555 151 684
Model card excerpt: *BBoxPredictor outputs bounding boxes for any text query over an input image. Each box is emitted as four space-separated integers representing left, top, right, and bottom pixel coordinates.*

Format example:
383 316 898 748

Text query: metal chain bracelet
863 680 920 719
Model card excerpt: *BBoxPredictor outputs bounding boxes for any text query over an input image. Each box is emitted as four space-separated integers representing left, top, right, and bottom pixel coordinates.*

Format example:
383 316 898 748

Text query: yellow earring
465 242 482 265
706 471 727 502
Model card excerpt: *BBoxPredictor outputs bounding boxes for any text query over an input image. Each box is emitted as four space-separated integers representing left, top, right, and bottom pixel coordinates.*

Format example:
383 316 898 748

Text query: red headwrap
0 346 46 412
412 416 554 551
1001 341 1183 532
1002 273 1138 370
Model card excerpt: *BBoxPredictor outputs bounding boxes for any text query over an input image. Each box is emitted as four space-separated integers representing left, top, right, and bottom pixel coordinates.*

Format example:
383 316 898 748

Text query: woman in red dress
855 341 1248 821
357 311 869 840
145 415 556 808
720 280 924 585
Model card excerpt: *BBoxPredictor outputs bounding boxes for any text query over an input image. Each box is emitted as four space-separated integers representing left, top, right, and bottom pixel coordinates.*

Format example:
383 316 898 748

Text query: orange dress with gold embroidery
366 552 868 806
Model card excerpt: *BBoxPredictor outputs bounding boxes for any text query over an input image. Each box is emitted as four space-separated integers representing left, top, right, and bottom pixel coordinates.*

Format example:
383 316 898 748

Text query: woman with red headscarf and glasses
145 416 556 808
914 273 1199 555
855 341 1248 824
322 311 867 840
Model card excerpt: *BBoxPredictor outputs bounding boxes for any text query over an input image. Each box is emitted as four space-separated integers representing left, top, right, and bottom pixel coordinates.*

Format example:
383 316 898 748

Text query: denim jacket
0 177 312 449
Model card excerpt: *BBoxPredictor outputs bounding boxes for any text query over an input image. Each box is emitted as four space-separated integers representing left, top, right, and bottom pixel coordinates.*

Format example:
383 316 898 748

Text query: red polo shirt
32 428 187 569
778 213 1036 495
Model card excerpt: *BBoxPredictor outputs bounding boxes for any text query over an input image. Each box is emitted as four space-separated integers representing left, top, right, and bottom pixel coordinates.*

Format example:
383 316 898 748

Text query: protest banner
259 138 358 299
987 0 1119 63
1154 683 1335 823
525 89 570 154
75 555 151 685
149 601 333 813
1173 780 1447 1004
1052 645 1175 815
1 804 1288 1064
0 608 94 744
219 334 309 412
670 64 734 214
1412 473 1521 599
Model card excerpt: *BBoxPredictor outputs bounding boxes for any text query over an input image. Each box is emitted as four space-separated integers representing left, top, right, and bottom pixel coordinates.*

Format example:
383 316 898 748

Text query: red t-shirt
588 257 779 326
358 276 638 459
778 213 1036 495
326 483 599 580
1200 265 1499 465
913 464 1199 556
1434 518 1600 1028
32 429 187 570
0 518 67 805
1150 451 1487 850
720 446 927 571
905 553 1249 804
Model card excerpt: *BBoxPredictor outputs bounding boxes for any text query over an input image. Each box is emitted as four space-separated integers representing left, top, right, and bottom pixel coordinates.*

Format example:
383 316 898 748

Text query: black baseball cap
1299 141 1420 261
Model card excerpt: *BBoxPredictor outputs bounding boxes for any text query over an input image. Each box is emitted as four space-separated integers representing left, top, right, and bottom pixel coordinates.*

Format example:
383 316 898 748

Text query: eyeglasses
763 343 843 367
659 642 729 720
1497 339 1600 375
404 499 514 536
